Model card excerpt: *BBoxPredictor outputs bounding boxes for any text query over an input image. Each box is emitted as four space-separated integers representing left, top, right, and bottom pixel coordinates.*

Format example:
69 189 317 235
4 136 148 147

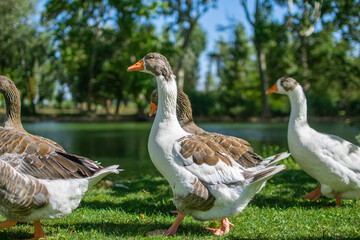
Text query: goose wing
0 128 102 180
173 135 254 185
317 132 360 173
0 159 49 217
202 133 264 168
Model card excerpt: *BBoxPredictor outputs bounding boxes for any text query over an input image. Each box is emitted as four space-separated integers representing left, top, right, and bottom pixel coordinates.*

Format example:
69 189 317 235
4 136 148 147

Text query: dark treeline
0 0 359 119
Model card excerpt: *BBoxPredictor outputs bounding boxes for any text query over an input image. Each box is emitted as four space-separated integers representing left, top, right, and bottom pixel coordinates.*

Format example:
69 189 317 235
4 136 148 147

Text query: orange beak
127 59 144 71
266 83 278 94
149 101 158 117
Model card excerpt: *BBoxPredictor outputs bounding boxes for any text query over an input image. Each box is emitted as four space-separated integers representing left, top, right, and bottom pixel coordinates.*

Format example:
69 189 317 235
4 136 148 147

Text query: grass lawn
1 158 360 239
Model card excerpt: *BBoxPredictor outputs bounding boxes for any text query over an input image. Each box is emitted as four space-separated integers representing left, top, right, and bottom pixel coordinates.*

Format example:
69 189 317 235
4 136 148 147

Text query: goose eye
147 55 154 59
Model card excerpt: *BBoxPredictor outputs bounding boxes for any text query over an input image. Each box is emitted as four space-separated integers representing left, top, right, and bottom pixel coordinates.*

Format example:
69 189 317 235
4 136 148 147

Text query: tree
331 0 360 43
286 0 322 90
205 68 215 92
98 23 160 117
159 0 216 89
266 21 294 83
43 0 118 112
213 23 259 117
177 24 207 92
241 0 273 118
42 0 162 116
0 0 34 73
0 0 56 114
306 23 360 116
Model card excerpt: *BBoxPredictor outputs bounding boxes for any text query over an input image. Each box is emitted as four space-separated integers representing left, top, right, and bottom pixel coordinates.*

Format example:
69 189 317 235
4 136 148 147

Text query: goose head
266 77 299 95
128 53 178 119
127 52 174 81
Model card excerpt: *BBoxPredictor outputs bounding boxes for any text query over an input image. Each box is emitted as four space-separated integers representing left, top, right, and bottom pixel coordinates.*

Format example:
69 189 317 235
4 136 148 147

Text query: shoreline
12 114 360 124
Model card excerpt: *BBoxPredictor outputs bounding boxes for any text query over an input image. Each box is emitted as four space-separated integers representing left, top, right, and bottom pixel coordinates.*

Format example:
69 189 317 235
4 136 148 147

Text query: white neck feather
155 75 178 121
149 74 190 189
288 86 309 128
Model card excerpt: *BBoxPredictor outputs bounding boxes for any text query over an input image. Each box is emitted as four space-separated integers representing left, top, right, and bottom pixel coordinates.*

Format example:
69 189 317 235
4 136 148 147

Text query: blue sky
198 0 254 89
196 0 287 89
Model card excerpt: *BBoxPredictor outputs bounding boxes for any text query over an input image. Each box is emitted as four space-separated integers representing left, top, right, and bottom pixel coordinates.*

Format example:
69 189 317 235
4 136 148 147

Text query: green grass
1 158 360 239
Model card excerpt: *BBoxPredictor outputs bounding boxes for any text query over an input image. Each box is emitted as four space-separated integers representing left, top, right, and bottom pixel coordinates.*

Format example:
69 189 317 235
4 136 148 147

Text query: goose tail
88 165 122 189
251 164 286 184
263 152 290 167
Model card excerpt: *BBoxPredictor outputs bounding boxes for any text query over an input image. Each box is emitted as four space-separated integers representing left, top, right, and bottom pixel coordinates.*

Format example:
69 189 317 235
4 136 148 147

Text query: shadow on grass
224 236 360 240
87 170 348 213
112 175 170 194
80 198 176 216
0 230 32 240
0 221 41 240
251 170 342 209
82 175 177 215
1 224 357 240
51 221 212 238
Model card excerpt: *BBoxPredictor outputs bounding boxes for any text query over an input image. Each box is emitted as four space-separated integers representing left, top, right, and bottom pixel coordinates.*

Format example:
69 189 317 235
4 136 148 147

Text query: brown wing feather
177 135 232 167
174 177 215 214
0 159 49 219
0 128 102 180
198 132 264 168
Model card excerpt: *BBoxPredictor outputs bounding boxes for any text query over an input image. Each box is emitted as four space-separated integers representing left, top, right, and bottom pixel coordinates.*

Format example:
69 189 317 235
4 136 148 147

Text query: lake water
22 121 360 179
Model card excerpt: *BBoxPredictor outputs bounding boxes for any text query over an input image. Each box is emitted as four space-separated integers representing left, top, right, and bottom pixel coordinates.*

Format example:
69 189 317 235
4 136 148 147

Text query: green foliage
306 91 338 117
179 24 207 92
0 0 56 115
0 0 359 118
210 23 262 117
0 0 35 72
187 90 218 117
265 22 295 80
329 0 360 43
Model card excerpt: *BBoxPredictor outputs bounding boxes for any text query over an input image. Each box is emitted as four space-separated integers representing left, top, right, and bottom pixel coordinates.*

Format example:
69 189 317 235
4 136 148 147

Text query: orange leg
206 218 234 236
0 220 17 229
147 213 185 236
30 220 46 240
302 187 322 202
335 193 342 207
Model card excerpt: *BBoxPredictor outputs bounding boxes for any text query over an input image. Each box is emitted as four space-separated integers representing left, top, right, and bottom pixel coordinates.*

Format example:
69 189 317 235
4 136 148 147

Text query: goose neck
2 86 24 131
155 75 178 121
288 86 308 127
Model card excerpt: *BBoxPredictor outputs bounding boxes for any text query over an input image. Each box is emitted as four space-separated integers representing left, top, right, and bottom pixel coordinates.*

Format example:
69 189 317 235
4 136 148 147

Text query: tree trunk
115 94 123 115
241 0 271 119
136 104 146 120
255 41 271 119
28 90 37 115
105 99 111 115
19 47 36 115
177 67 185 90
115 98 121 115
300 36 310 91
87 23 101 112
175 14 199 90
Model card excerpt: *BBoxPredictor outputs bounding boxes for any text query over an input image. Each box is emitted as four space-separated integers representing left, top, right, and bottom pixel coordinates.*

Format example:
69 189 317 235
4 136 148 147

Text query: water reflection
22 121 360 179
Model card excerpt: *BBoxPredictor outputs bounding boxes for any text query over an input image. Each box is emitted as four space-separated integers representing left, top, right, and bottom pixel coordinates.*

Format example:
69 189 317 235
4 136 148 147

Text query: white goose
149 88 289 169
267 77 360 206
128 53 286 236
0 76 121 239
